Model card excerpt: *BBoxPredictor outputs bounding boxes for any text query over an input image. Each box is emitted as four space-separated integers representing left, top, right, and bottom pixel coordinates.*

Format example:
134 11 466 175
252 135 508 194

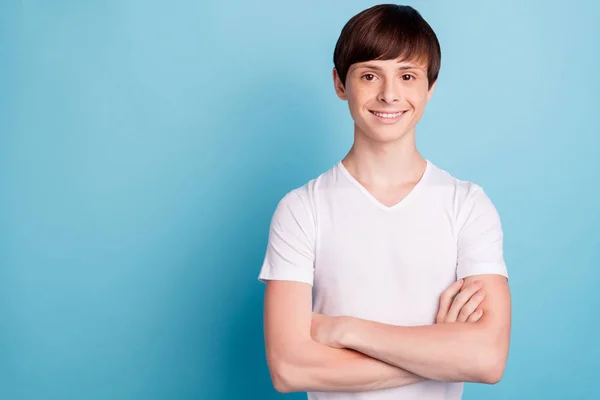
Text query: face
333 58 436 144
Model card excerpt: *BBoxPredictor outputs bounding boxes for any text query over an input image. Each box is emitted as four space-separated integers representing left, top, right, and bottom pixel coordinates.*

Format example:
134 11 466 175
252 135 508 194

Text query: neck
341 125 426 188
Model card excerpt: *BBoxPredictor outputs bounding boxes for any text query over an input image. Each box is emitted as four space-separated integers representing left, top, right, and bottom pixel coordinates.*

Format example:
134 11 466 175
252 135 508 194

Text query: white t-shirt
258 159 508 400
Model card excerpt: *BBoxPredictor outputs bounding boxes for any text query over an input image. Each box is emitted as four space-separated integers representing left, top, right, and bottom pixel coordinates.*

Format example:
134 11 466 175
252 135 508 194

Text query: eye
401 74 416 81
361 73 377 81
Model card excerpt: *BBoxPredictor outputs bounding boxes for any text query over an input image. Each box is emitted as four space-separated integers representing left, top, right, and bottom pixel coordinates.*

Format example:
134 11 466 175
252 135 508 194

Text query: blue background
1 0 599 398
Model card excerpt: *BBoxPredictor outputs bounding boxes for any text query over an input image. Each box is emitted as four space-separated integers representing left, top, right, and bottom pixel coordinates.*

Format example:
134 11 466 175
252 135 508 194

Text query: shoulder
270 164 337 227
274 164 338 213
426 161 496 210
425 161 502 238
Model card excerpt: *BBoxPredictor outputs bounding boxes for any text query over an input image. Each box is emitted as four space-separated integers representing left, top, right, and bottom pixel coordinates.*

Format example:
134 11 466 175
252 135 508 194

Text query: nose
378 78 400 104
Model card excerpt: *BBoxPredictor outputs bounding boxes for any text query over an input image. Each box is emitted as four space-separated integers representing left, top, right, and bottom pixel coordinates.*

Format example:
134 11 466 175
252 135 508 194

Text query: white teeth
372 111 404 119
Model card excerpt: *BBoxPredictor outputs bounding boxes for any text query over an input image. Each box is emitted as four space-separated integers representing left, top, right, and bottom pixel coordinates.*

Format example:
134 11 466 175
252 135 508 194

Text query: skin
437 278 485 323
335 57 435 146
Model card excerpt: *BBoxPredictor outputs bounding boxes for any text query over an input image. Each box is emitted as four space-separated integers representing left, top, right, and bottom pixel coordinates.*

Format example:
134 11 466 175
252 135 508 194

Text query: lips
369 109 408 123
370 110 405 119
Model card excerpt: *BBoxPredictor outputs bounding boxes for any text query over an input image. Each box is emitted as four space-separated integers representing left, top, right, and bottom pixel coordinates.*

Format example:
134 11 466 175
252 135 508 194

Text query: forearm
273 339 426 393
338 318 506 383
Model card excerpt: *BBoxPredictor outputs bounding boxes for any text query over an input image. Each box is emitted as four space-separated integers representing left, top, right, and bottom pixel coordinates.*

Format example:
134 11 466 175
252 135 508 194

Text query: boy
258 4 511 399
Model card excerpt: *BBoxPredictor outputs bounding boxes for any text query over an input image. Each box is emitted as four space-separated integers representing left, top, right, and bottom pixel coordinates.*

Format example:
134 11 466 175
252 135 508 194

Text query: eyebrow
355 64 423 72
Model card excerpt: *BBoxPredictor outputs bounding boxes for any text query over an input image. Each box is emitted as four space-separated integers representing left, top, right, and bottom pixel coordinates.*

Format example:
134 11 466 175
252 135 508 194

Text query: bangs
370 20 434 68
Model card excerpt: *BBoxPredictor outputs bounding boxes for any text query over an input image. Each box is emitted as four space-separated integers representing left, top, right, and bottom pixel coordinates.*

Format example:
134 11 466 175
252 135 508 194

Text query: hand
310 312 345 348
436 279 486 324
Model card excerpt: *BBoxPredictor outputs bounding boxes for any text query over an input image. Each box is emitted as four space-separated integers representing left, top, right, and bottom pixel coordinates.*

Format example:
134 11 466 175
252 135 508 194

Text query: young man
258 4 511 399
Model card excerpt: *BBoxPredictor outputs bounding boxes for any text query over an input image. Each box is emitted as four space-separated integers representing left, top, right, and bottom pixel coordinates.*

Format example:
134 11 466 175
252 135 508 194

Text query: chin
362 126 411 143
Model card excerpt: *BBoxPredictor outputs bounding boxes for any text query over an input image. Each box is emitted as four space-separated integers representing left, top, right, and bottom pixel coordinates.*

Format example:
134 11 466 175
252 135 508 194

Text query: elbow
267 355 302 393
474 349 508 384
272 374 293 394
273 374 296 394
266 340 316 393
479 362 505 385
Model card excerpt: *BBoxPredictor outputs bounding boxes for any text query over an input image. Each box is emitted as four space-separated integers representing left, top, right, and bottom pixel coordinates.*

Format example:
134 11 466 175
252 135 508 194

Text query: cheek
345 92 364 114
348 88 374 111
406 88 430 109
348 102 365 123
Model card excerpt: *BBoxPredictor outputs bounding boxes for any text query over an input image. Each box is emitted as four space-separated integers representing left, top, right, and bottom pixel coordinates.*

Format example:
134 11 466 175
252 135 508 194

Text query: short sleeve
258 190 316 286
456 184 508 280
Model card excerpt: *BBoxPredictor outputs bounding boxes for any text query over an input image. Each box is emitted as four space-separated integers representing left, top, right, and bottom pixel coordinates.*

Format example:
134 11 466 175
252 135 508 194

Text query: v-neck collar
337 159 432 211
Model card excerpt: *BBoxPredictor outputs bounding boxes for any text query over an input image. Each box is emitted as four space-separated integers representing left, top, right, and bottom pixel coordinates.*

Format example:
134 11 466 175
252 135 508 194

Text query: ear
333 68 347 101
426 80 437 102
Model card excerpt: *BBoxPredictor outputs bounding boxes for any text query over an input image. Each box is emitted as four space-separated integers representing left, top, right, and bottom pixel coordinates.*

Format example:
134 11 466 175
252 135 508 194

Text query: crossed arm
264 280 425 393
311 274 511 384
263 274 511 393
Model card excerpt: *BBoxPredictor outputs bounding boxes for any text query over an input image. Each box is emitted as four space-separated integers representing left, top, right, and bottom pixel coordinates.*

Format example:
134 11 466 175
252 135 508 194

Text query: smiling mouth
369 110 407 119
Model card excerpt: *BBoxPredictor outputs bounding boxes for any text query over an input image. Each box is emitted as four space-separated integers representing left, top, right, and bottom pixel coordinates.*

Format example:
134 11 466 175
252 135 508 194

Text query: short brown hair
333 4 441 89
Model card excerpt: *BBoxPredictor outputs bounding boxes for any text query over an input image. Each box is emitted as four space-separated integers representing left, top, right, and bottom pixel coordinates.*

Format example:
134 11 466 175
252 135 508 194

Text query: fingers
467 308 483 322
457 289 485 322
446 280 484 322
436 279 464 323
